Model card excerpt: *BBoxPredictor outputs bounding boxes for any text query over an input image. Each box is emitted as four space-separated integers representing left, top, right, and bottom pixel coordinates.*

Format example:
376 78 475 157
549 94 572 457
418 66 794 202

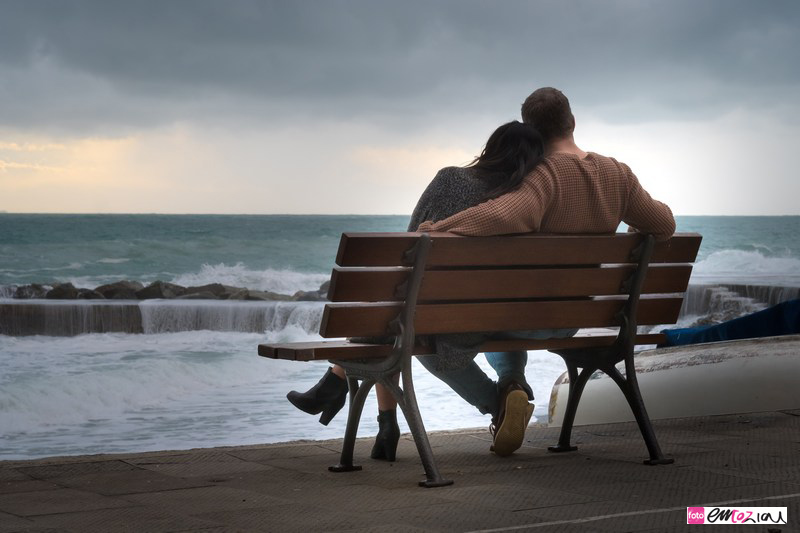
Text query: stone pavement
2 410 799 532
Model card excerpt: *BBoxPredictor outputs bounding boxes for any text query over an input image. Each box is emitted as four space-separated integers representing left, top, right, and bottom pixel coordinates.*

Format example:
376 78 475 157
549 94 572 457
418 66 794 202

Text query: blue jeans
418 328 578 417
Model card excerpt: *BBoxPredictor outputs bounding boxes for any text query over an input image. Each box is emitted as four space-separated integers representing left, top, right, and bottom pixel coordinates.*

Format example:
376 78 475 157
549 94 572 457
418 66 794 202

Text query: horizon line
2 212 800 217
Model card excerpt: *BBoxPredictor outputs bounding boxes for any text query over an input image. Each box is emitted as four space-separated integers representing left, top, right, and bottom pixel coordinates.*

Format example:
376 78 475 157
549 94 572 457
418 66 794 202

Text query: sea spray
692 249 800 285
169 263 329 295
0 331 308 455
678 285 767 327
0 285 16 298
0 330 567 459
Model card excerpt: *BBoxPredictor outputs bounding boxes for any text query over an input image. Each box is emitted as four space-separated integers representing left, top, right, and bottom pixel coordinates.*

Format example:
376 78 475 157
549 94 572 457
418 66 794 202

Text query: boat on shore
548 334 800 427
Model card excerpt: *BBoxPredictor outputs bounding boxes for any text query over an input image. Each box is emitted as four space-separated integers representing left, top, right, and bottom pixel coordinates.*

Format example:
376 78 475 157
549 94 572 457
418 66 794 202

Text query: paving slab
29 506 221 533
0 511 36 533
1 411 798 532
0 480 60 496
51 469 213 496
0 487 135 517
123 485 293 513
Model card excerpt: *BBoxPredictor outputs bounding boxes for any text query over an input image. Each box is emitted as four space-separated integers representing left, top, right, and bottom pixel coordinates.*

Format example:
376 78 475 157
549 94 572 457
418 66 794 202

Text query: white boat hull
548 334 800 427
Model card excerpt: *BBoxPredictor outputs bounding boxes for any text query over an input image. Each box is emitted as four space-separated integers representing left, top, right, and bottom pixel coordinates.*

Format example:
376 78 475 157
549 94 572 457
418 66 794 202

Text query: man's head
521 87 575 143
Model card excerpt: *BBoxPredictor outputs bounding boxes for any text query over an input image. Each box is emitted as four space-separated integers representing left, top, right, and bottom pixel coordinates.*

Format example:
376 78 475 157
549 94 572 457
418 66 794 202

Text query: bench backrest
321 232 702 338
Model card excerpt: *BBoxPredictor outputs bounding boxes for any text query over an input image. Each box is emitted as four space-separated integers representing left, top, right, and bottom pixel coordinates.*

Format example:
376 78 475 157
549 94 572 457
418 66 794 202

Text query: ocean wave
96 258 131 264
0 263 85 275
0 330 565 458
57 274 138 290
0 331 297 434
692 249 800 285
170 263 329 294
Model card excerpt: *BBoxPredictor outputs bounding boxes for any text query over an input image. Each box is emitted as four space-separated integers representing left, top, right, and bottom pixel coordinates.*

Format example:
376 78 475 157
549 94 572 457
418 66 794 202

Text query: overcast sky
1 0 798 215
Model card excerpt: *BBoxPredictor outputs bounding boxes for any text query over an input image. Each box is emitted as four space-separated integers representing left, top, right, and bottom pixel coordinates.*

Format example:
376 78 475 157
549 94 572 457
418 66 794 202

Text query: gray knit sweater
407 166 490 231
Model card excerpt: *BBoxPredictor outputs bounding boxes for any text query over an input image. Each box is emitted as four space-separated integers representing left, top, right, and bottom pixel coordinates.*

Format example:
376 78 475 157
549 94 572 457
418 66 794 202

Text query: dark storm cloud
1 0 798 133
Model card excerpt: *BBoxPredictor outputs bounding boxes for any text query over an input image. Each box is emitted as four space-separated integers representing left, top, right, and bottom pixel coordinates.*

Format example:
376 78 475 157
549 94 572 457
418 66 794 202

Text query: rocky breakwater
1 280 330 336
7 279 330 302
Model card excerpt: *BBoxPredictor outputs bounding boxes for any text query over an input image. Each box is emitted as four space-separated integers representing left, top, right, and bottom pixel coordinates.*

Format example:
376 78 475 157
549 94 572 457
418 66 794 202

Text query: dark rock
227 289 249 300
136 281 186 300
247 290 293 301
176 291 219 300
183 283 242 300
14 284 50 299
217 285 245 299
95 280 144 300
292 289 328 301
292 280 331 301
77 288 105 299
46 283 79 299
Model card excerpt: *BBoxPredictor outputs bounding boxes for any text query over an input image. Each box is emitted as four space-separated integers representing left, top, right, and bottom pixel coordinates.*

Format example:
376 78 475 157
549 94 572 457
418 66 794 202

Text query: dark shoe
370 409 400 461
490 382 533 457
286 367 349 425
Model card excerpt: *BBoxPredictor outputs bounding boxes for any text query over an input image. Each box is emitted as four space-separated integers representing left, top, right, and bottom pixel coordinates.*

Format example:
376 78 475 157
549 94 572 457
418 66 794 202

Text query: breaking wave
692 249 800 286
169 263 329 295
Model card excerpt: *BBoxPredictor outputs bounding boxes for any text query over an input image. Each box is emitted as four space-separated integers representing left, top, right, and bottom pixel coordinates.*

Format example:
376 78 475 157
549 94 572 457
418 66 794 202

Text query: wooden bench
259 231 702 487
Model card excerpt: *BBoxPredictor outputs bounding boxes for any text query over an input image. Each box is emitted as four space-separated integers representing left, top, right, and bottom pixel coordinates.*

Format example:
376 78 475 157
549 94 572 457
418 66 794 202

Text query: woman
286 121 546 461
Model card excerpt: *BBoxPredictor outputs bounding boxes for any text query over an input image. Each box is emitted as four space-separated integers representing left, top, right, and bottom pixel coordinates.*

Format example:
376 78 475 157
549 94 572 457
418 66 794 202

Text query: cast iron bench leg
548 362 591 453
604 365 674 465
396 364 453 487
329 377 373 473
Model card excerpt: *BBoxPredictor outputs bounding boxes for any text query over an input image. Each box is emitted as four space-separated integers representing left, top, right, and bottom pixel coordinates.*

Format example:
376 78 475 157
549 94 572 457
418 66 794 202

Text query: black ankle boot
370 409 400 461
286 367 349 425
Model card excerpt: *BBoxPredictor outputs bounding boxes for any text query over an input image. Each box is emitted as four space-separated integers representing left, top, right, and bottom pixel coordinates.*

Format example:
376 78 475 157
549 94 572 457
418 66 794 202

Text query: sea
1 214 799 461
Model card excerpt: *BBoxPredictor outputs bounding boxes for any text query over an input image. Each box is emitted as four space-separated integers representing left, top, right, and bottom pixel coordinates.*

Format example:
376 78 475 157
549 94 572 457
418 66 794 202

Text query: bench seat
259 333 668 361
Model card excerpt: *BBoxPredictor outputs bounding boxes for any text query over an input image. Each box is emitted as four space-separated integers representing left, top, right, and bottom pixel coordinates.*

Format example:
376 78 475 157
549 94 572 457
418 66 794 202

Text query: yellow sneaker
490 384 534 457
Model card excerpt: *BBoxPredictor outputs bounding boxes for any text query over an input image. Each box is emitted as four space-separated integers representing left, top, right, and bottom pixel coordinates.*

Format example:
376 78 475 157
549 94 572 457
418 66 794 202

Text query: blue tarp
660 299 800 347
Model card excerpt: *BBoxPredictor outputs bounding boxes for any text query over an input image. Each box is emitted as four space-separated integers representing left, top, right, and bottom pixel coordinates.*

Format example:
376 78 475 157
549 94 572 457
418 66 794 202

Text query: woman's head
468 121 544 199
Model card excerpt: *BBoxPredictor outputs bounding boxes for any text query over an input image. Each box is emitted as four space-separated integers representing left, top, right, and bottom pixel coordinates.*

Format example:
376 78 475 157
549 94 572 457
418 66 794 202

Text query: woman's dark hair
467 121 544 200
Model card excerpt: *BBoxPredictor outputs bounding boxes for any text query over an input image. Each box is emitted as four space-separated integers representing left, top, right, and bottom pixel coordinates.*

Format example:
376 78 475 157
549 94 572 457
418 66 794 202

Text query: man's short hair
521 87 575 142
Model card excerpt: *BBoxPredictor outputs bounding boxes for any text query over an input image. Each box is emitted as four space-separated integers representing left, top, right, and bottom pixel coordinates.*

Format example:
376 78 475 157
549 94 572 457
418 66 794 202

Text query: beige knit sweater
417 152 676 241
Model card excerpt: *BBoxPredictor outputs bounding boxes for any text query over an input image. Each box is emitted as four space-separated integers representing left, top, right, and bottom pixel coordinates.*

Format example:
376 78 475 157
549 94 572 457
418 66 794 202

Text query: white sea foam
0 331 291 437
0 263 85 275
170 263 328 295
692 249 800 286
0 329 566 459
96 258 131 264
63 274 140 289
0 286 16 298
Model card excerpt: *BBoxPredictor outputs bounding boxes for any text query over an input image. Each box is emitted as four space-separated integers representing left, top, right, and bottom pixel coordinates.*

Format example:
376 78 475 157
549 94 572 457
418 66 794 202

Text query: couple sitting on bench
286 87 676 462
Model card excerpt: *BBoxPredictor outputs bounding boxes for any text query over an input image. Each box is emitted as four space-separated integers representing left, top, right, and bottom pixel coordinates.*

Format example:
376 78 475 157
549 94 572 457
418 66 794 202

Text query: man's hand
417 220 435 232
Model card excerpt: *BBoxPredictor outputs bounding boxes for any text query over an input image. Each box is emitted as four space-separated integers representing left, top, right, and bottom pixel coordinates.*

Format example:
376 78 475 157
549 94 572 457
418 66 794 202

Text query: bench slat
320 297 683 337
328 265 693 302
335 233 701 267
258 333 668 361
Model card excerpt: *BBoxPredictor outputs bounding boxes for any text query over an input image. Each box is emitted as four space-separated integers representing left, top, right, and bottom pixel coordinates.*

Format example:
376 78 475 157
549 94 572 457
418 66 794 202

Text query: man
418 87 676 457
